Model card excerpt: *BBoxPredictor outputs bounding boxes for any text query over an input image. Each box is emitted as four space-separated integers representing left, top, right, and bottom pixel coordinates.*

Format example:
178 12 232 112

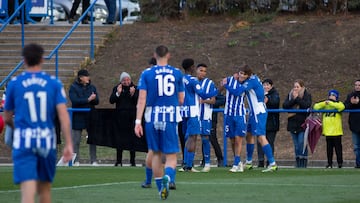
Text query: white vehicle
53 0 140 22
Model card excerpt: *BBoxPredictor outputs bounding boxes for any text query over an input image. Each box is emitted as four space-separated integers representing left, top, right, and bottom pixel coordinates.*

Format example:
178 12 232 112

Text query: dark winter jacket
265 87 280 132
109 82 138 110
344 90 360 134
69 80 99 130
282 89 312 133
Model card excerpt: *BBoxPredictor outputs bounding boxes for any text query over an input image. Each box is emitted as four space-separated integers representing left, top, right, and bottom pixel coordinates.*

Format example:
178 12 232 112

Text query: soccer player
134 45 184 200
3 43 73 203
180 59 217 172
222 64 278 172
222 72 247 172
196 63 217 172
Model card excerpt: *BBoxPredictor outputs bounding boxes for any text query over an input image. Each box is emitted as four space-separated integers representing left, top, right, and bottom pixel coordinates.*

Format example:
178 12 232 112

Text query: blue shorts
225 115 246 138
12 148 57 184
145 122 179 154
182 117 201 140
247 112 267 136
200 120 212 136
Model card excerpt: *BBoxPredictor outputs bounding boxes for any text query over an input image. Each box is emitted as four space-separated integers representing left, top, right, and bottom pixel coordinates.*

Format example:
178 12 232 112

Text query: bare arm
178 92 184 105
56 104 73 163
135 90 147 137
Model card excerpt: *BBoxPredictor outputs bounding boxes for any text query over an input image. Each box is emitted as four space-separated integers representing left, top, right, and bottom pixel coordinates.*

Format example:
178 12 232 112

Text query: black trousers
178 121 186 164
326 136 343 166
69 0 90 19
7 0 26 23
116 149 136 165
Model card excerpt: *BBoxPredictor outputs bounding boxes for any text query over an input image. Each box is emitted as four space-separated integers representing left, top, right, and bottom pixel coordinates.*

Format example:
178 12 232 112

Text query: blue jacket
69 80 99 130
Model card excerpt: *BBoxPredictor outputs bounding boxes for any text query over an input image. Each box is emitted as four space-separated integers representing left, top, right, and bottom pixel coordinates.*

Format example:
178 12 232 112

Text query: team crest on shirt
195 84 201 90
243 81 249 88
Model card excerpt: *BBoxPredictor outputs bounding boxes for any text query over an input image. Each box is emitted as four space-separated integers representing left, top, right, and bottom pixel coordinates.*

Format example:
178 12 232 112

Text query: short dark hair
196 63 207 68
182 58 194 71
149 57 157 66
262 78 273 85
155 45 169 58
238 64 252 76
22 43 44 67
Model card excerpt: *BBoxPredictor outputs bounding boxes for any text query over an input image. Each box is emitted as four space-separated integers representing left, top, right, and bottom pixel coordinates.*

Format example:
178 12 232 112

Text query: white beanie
119 72 131 82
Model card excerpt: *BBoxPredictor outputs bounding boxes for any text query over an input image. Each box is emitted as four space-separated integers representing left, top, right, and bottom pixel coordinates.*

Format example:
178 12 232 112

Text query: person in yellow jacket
313 89 345 168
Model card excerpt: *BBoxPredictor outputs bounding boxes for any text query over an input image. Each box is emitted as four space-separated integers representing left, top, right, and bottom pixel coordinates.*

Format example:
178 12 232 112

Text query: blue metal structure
0 0 99 88
1 105 360 166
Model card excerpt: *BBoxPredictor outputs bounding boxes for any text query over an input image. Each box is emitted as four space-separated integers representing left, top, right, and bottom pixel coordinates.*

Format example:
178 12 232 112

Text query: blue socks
186 151 195 168
145 167 152 184
165 167 175 184
262 144 275 164
202 137 211 164
233 155 241 166
246 143 254 162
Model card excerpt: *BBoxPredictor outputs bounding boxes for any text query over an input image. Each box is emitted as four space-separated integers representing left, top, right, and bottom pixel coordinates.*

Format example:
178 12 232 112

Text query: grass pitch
1 166 359 203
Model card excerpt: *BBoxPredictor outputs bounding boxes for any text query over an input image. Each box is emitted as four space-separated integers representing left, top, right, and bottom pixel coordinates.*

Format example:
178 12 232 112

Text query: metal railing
0 0 99 88
1 107 360 165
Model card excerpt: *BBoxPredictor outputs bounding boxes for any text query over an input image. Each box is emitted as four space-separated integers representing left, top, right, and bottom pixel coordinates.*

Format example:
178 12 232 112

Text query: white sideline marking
1 180 359 194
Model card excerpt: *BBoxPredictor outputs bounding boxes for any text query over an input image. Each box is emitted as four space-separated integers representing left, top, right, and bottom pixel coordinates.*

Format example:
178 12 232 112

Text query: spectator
257 79 280 168
314 89 345 168
109 71 138 167
3 43 73 203
103 0 116 24
68 0 90 24
344 79 360 168
222 65 278 172
283 79 312 168
134 45 184 200
7 0 28 24
196 63 217 172
69 69 99 166
221 71 247 172
179 58 217 172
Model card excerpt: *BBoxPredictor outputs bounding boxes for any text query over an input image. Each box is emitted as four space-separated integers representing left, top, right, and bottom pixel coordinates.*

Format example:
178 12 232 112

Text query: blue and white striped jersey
4 71 67 150
199 78 217 120
137 65 184 122
181 74 217 118
225 75 266 115
224 76 246 116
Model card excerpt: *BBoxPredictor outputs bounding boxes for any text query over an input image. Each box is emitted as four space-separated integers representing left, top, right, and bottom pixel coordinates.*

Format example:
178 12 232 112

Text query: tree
139 0 181 20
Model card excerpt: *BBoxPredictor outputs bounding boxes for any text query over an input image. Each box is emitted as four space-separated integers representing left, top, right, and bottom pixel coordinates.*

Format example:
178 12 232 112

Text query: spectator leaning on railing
344 79 360 168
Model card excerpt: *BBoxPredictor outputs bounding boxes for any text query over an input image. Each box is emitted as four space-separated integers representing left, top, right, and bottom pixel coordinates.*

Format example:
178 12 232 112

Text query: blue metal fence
1 107 360 165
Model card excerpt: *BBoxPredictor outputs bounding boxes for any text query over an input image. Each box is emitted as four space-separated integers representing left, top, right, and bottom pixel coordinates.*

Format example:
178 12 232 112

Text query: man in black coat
69 69 99 166
344 79 360 168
